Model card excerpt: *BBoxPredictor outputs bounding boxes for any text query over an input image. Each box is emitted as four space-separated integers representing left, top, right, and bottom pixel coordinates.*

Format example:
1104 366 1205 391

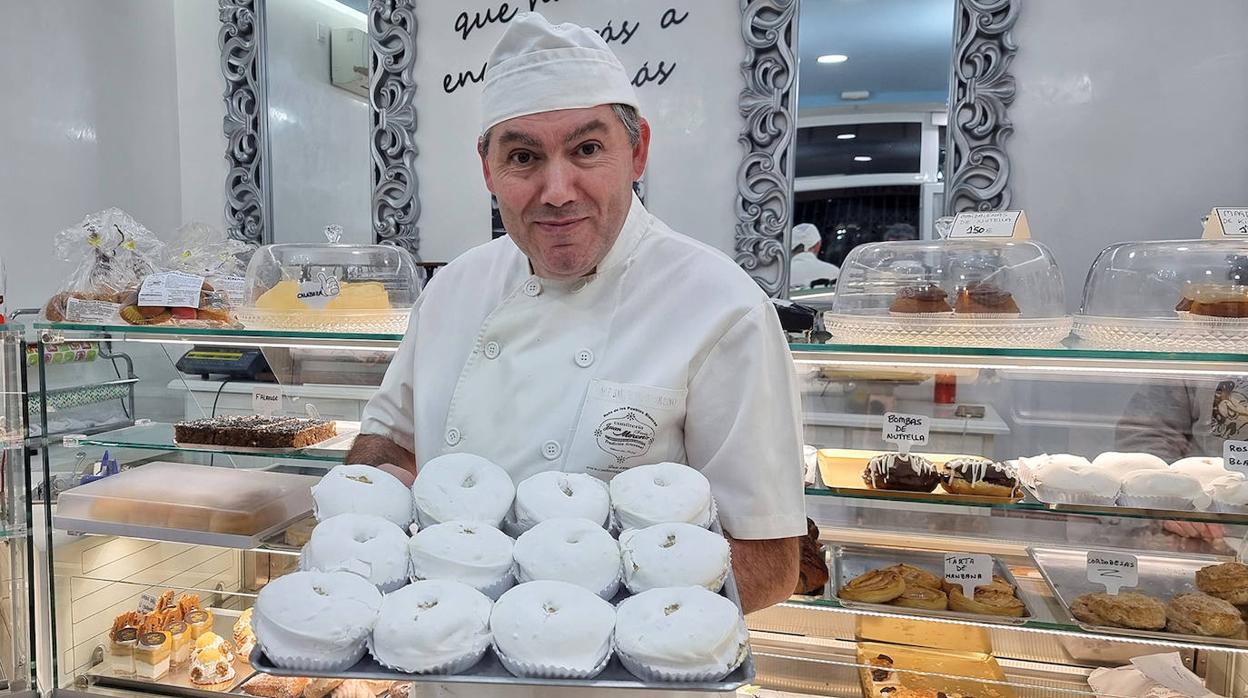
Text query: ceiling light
836 133 856 140
854 156 872 162
817 54 848 64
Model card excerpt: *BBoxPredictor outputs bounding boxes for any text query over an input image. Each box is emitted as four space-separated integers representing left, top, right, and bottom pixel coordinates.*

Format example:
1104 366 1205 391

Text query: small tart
1196 562 1248 605
941 574 1013 596
1166 592 1246 638
839 569 905 604
882 563 941 591
889 585 948 611
947 587 1025 617
1070 592 1166 630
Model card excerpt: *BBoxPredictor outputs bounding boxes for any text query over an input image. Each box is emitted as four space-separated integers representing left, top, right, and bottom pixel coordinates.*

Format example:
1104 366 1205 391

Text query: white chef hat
481 12 640 133
792 223 822 252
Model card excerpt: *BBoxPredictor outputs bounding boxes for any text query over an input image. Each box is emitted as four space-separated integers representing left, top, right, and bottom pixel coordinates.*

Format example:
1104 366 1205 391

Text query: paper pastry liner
1116 494 1201 511
615 648 741 684
1212 501 1248 515
887 311 955 318
1032 485 1117 507
366 631 490 675
409 569 514 602
298 552 408 594
491 640 613 680
258 639 368 673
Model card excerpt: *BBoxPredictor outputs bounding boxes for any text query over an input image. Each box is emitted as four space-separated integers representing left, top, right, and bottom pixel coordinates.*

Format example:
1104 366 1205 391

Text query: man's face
480 105 650 280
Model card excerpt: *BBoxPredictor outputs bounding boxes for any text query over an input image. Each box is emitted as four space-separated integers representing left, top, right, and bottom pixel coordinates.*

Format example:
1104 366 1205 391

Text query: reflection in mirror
265 0 372 243
789 0 954 296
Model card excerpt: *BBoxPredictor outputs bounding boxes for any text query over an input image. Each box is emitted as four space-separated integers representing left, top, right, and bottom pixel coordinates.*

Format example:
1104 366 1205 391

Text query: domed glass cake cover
823 238 1069 347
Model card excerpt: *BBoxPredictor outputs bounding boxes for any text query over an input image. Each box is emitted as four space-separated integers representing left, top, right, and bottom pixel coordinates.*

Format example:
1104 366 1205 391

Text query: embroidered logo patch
594 406 658 463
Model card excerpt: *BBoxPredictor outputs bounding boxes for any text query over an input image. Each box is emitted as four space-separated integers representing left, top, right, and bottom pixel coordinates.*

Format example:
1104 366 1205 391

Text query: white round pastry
615 587 748 682
1208 474 1248 512
513 518 621 599
490 580 615 678
408 521 515 599
369 580 492 674
1091 452 1169 478
609 462 714 531
312 464 412 529
1031 459 1120 505
1170 456 1229 484
1118 470 1210 510
412 453 515 527
300 513 410 592
507 471 611 535
620 522 731 594
252 570 382 671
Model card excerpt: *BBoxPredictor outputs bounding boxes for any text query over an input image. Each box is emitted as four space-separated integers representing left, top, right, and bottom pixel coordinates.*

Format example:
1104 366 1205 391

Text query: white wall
266 0 371 244
1008 0 1248 308
173 0 230 232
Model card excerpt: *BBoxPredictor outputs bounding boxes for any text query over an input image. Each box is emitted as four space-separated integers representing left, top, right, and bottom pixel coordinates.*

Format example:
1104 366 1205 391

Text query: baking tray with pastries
857 641 1015 698
816 449 1022 505
239 676 410 698
833 545 1036 626
1030 546 1248 648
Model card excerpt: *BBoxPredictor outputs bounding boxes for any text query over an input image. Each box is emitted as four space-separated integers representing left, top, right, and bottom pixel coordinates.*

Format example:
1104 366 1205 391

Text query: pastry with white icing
506 471 610 535
609 462 714 531
1208 474 1248 513
300 513 410 592
312 464 413 529
408 521 515 599
619 522 730 594
252 570 382 671
1091 452 1169 478
615 587 749 682
1170 456 1229 485
1030 457 1120 505
368 580 492 674
512 518 621 599
1118 470 1210 510
862 452 940 492
941 456 1019 497
490 580 615 678
411 453 515 528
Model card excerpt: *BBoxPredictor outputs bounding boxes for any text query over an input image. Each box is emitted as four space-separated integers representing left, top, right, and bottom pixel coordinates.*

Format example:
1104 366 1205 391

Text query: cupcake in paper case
610 462 715 531
1029 458 1120 505
1117 470 1210 511
411 453 515 528
300 513 411 592
368 580 492 674
408 521 515 600
312 464 414 529
504 471 611 536
619 522 731 594
615 587 749 683
252 570 382 672
489 580 615 679
1208 473 1248 514
512 518 621 600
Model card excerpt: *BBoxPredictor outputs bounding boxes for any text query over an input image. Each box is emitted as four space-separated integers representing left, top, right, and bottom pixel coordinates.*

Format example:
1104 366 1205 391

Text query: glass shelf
77 422 344 463
34 321 404 349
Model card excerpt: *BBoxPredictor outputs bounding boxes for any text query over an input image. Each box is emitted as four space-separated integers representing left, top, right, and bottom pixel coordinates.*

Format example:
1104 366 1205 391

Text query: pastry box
817 448 1022 505
54 462 317 548
1028 546 1248 649
832 544 1038 626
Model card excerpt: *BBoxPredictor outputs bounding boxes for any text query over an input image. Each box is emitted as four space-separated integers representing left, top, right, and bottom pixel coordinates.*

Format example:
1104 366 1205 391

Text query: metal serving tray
251 521 755 692
1028 546 1248 648
832 544 1039 627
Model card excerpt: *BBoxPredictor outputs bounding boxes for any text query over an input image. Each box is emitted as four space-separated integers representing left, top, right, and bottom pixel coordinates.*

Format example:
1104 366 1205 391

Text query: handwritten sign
882 413 929 450
137 593 158 614
1131 653 1219 698
1217 208 1248 238
944 553 993 597
253 385 283 417
1225 440 1248 476
1086 551 1138 595
948 210 1028 240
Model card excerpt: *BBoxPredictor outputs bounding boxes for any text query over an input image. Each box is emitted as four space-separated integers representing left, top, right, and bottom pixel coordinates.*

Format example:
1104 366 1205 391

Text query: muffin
512 518 621 599
312 464 413 529
609 462 715 531
506 471 610 535
252 570 382 671
1166 592 1246 637
1196 562 1248 605
1070 592 1166 630
300 513 410 592
408 521 515 600
862 453 940 492
411 454 515 528
368 580 492 674
615 587 749 682
942 456 1019 497
619 522 731 594
953 282 1020 314
889 285 952 314
490 580 616 679
1117 470 1209 510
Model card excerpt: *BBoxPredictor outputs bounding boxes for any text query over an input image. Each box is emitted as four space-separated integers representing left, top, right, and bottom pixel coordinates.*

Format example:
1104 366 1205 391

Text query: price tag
1216 208 1248 238
948 210 1028 240
252 384 283 417
138 271 206 308
296 271 342 310
944 553 993 597
65 298 122 322
1086 551 1138 595
1131 652 1219 698
137 593 158 614
1225 440 1248 475
213 275 247 305
882 412 929 452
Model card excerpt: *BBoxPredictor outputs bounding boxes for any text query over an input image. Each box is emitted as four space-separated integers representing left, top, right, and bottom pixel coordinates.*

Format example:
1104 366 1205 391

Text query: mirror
788 0 955 295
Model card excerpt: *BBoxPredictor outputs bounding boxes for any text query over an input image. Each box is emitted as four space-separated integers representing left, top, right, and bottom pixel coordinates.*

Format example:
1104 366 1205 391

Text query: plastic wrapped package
43 208 163 323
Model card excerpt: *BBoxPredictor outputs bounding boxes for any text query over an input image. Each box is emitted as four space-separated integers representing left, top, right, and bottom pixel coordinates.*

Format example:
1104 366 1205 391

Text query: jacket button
574 349 594 368
541 440 561 460
484 341 501 359
445 427 461 446
524 279 542 297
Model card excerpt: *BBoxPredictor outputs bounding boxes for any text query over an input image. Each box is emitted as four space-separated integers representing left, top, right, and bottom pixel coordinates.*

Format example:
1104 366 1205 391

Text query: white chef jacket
788 251 839 289
361 193 807 542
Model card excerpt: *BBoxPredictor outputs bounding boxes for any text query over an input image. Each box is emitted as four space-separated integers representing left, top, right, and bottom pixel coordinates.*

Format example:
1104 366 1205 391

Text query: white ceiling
798 0 955 112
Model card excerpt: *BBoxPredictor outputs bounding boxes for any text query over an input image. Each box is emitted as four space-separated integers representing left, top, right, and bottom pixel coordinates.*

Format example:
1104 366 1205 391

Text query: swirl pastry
948 587 1026 617
838 569 905 604
889 585 948 611
882 563 942 591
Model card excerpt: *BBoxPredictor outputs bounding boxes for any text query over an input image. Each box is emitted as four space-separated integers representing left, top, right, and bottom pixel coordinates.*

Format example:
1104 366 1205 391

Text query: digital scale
175 346 275 381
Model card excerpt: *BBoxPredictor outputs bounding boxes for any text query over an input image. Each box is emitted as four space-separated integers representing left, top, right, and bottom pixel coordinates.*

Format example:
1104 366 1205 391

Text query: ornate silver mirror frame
220 0 271 245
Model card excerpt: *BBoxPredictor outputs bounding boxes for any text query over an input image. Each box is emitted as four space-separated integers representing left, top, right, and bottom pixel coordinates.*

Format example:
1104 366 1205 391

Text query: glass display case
0 329 35 698
24 318 1248 698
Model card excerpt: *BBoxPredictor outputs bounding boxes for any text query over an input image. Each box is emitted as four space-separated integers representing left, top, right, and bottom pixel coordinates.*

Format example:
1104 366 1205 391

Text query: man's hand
727 535 800 614
346 434 418 482
1163 520 1225 540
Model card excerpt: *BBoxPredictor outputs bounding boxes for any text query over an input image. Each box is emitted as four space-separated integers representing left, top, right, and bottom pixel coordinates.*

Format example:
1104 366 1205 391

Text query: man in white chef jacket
788 223 840 289
349 14 806 695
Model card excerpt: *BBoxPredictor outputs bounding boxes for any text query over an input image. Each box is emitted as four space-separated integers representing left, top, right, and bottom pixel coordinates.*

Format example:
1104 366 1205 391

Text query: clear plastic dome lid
823 238 1070 347
1074 239 1248 350
239 243 420 333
